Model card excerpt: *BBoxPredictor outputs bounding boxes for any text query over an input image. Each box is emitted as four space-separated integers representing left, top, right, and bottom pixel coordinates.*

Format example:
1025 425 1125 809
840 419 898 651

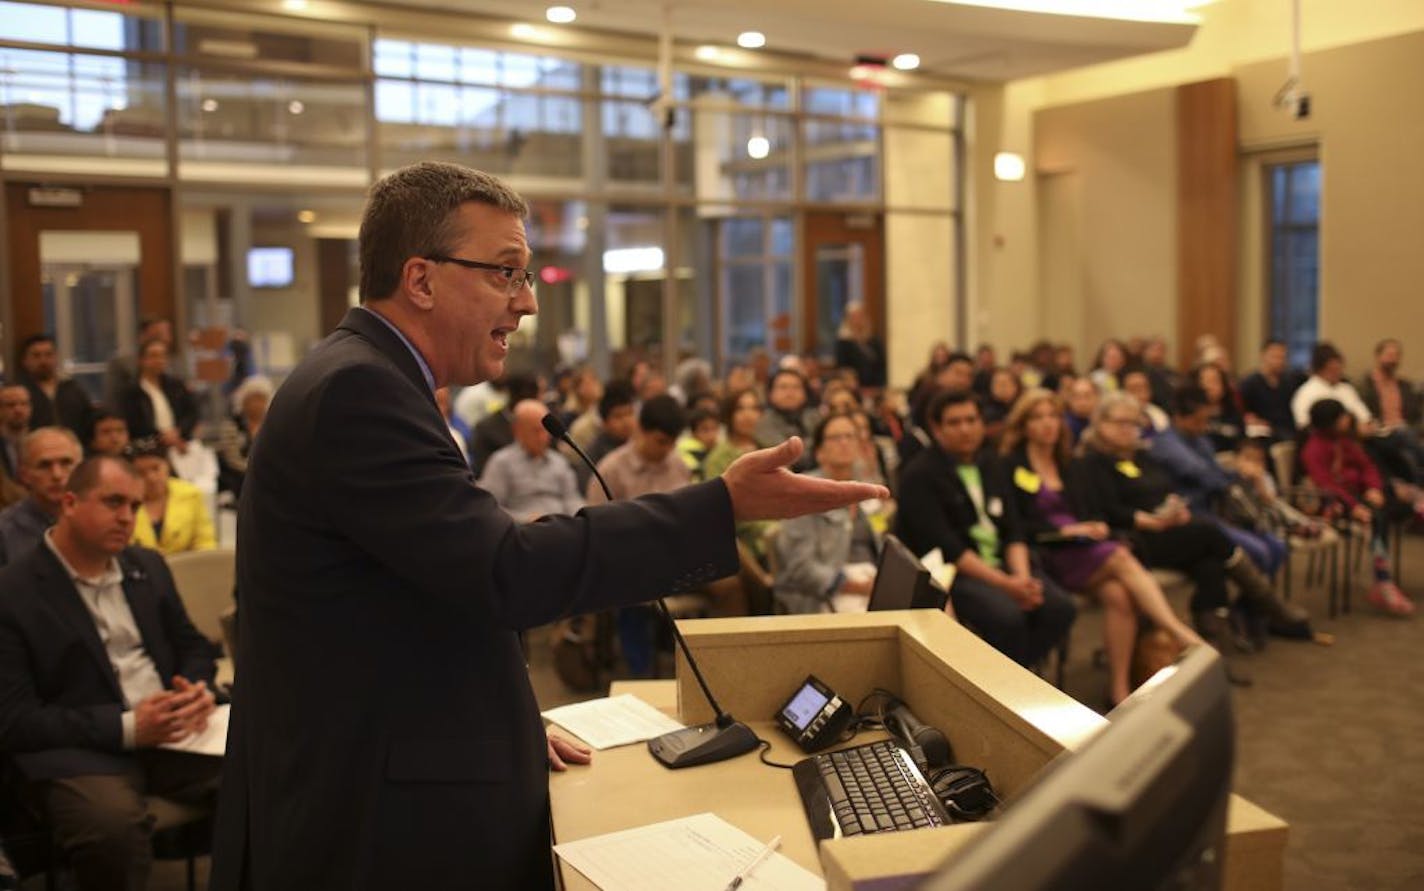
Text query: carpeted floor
103 533 1424 891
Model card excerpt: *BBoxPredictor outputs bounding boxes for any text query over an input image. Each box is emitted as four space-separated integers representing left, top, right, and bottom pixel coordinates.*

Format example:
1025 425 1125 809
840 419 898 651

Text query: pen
724 834 782 891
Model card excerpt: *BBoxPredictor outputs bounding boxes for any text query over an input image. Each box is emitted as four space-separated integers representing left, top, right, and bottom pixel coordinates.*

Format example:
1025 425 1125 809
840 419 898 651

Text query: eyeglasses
425 255 537 297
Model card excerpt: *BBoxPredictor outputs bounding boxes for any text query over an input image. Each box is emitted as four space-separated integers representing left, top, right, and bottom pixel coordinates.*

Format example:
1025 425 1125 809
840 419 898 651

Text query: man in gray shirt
478 399 583 521
0 427 81 566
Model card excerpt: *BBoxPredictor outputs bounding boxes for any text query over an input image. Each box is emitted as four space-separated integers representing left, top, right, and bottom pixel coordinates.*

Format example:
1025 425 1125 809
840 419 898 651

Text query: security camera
1292 92 1311 120
1273 80 1311 121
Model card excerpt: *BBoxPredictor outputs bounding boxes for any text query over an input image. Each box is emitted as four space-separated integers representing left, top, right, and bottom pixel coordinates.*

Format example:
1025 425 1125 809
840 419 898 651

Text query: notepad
541 694 685 750
159 703 229 757
554 812 824 891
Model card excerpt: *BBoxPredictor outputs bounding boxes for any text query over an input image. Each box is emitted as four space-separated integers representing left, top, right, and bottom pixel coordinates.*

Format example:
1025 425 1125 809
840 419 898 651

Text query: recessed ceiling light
201 98 219 112
892 53 920 71
746 136 770 160
511 23 539 39
297 209 317 223
287 100 305 114
994 152 1027 182
694 45 723 62
849 65 872 80
736 31 765 49
546 6 576 24
282 0 308 10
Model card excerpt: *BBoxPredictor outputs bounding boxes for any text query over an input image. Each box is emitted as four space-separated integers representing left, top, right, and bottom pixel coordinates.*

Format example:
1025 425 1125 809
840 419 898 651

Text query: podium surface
548 610 1287 890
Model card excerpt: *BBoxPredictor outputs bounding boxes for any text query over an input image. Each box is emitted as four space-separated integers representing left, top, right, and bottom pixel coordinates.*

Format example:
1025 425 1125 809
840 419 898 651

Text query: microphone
884 701 952 771
542 412 758 769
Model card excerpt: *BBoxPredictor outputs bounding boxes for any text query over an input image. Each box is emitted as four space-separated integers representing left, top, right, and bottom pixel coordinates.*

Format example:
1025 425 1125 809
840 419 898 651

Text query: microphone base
648 720 759 769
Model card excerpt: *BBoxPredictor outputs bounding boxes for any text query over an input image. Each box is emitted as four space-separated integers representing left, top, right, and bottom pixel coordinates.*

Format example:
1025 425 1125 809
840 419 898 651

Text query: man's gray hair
359 161 529 302
21 425 81 464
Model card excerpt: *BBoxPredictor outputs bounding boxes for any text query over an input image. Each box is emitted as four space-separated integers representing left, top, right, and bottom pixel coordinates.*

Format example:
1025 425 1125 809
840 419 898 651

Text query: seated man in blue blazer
0 455 220 891
896 389 1076 668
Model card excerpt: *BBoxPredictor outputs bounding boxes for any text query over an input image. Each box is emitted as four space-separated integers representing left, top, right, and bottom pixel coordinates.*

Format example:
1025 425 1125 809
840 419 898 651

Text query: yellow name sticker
1013 466 1041 494
1116 460 1142 479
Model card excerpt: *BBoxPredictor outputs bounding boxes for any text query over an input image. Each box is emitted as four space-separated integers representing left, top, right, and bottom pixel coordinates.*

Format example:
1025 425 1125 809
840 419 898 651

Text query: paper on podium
919 548 957 592
554 812 824 891
542 694 685 750
159 704 229 757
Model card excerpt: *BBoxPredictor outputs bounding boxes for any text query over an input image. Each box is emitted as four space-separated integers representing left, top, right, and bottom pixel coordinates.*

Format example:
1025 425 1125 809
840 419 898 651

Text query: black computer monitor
917 645 1234 891
868 534 947 612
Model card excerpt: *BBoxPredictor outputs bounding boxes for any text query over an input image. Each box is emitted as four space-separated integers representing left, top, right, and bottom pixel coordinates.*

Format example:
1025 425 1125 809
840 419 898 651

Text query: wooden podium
548 610 1287 890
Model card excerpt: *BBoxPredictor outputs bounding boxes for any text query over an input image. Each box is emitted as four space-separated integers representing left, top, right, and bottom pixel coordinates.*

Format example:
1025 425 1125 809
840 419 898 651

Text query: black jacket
209 308 738 891
0 545 216 781
17 374 93 441
996 446 1099 543
120 373 198 441
1068 448 1178 532
895 444 1024 565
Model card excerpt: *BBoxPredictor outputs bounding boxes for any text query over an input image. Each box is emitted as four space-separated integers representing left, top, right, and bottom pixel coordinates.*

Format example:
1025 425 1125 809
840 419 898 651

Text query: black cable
755 737 798 770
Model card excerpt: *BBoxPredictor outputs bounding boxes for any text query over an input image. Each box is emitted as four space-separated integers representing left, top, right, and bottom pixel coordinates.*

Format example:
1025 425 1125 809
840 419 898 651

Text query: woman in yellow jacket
131 439 217 554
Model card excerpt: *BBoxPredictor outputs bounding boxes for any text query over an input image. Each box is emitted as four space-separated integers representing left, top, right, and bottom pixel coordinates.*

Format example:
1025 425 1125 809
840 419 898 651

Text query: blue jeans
1218 523 1287 576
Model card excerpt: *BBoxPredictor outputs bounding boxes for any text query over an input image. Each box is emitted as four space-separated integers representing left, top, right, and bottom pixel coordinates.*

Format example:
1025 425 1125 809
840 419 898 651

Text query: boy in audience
87 408 131 458
575 381 636 491
677 408 721 480
588 395 692 675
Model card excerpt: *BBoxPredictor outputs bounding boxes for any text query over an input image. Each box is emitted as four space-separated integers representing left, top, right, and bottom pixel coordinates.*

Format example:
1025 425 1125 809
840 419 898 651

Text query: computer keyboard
792 739 952 841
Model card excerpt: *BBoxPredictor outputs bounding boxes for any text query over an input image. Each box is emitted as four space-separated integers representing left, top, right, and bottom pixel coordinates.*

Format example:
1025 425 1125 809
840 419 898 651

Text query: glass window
603 100 661 184
373 38 413 78
803 85 879 119
677 108 794 201
1268 161 1321 368
173 12 364 69
685 74 790 109
718 215 794 363
0 2 161 51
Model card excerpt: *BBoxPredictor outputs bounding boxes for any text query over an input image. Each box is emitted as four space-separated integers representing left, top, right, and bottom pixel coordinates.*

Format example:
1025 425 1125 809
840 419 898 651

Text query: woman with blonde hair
999 389 1203 705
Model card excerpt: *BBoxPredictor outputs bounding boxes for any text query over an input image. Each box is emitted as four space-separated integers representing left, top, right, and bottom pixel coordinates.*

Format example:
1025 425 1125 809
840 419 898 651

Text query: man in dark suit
0 455 220 891
209 161 884 891
14 334 94 441
896 389 1075 668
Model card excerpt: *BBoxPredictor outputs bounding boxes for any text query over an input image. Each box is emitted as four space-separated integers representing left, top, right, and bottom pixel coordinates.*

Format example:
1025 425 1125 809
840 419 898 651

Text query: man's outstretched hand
722 437 889 522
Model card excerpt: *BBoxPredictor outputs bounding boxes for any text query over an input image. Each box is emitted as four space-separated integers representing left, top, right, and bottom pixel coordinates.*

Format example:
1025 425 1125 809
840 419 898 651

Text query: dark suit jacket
17 375 93 441
894 444 1025 565
119 374 198 441
467 409 514 478
209 308 738 891
997 446 1090 544
0 545 217 781
1068 448 1179 532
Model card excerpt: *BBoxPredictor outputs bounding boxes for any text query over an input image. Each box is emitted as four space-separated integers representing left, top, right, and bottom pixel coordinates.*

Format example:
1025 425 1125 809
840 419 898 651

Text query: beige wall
973 0 1424 380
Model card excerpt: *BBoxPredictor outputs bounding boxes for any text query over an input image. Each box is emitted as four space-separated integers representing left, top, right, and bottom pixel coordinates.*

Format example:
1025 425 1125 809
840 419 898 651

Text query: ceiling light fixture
694 45 723 62
282 0 308 11
201 98 219 112
892 53 920 71
746 135 770 160
736 31 765 49
546 6 577 24
287 100 305 114
511 23 539 39
297 210 317 223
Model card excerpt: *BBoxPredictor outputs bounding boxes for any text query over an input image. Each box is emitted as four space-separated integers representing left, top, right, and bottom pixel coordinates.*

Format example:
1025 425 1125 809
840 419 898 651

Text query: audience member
14 334 93 439
677 408 720 479
1359 338 1424 478
1301 399 1418 616
773 414 885 614
1238 339 1300 441
724 363 757 397
703 388 775 562
468 372 540 477
1122 369 1169 435
754 368 818 452
671 358 715 408
434 386 471 466
561 367 603 435
0 385 33 484
1290 342 1374 432
971 344 997 396
587 394 692 675
1089 339 1127 393
1223 439 1335 546
848 408 892 490
104 316 174 411
895 390 1076 669
0 427 82 566
1195 363 1245 452
87 408 131 458
1141 336 1180 408
1152 387 1288 578
999 390 1202 705
980 367 1023 440
576 381 636 490
0 455 220 891
1063 377 1099 443
217 375 272 496
834 302 886 389
120 338 198 452
130 440 217 555
478 400 583 522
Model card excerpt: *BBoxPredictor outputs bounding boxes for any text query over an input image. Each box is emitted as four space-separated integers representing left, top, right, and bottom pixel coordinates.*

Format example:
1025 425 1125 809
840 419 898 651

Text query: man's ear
400 257 438 312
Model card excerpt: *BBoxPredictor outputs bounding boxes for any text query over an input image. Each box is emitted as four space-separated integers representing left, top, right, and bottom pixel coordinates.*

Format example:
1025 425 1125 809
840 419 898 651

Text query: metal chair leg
1328 540 1339 619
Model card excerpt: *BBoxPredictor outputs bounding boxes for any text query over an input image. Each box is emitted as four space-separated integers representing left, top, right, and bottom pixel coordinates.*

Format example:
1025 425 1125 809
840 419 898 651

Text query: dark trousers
33 751 221 891
1135 521 1234 613
948 570 1076 668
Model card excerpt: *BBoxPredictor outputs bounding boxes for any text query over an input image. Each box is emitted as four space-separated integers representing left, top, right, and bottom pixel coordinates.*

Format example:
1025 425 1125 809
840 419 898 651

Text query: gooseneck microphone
541 412 758 769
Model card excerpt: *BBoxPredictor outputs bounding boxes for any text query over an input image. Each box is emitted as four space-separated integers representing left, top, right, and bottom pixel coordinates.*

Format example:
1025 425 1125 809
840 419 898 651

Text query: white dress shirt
1290 375 1373 429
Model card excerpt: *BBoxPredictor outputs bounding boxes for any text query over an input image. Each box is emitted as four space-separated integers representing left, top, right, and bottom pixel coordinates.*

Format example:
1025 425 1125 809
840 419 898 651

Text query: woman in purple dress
999 389 1204 705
